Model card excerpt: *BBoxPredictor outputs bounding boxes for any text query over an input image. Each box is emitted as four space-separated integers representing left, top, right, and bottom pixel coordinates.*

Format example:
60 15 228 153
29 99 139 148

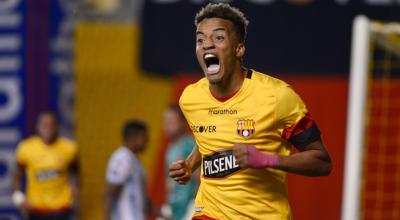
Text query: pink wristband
247 145 279 168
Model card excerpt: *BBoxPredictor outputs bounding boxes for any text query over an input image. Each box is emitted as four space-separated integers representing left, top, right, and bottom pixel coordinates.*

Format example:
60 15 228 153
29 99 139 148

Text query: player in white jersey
104 120 149 220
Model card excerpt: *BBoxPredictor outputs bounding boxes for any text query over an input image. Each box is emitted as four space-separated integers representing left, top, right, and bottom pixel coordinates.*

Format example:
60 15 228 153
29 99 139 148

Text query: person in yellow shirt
12 112 78 220
169 3 332 220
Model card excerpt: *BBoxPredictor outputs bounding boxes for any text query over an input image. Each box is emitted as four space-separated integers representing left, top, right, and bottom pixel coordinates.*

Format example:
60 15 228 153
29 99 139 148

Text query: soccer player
163 105 198 220
169 3 333 219
104 120 152 220
12 112 78 220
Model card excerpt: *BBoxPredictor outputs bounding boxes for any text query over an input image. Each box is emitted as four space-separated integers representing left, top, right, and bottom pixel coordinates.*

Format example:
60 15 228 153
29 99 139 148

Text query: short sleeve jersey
106 147 146 220
16 136 77 210
179 70 317 220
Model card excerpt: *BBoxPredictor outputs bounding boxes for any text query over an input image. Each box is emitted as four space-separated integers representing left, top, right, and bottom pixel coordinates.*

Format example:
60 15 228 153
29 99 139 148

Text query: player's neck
126 146 139 154
40 136 58 146
210 67 245 99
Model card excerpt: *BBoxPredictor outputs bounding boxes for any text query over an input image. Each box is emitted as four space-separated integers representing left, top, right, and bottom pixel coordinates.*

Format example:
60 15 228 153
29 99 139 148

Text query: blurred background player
163 105 198 220
12 112 78 220
169 3 332 219
104 120 160 220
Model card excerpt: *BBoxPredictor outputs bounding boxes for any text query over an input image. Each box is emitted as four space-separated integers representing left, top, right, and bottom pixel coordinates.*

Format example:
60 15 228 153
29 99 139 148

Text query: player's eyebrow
196 27 227 36
213 27 226 32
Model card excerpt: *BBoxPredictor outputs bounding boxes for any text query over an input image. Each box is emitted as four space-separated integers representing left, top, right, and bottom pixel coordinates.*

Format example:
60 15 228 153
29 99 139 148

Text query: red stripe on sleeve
282 113 315 140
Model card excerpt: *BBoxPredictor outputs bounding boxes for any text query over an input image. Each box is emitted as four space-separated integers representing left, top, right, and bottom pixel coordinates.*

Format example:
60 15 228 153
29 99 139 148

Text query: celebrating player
169 3 332 219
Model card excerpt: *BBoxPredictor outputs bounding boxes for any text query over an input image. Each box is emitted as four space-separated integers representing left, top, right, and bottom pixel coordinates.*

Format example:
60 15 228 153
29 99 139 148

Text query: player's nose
202 38 215 50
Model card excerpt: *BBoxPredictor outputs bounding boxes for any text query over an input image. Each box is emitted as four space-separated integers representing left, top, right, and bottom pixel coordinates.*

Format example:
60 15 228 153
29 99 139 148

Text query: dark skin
195 18 245 98
104 185 120 220
12 113 79 212
12 165 30 211
169 17 332 184
104 131 161 220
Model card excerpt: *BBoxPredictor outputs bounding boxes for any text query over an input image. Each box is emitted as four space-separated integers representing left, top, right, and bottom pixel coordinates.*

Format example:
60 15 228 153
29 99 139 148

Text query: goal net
342 16 400 220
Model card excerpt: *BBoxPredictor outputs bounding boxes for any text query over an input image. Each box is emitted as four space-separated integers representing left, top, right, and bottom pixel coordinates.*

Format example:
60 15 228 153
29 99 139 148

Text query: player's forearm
104 193 114 220
186 145 201 173
12 164 24 192
104 205 112 220
69 166 79 204
235 141 332 176
11 164 28 207
277 149 332 176
69 159 80 188
104 185 120 220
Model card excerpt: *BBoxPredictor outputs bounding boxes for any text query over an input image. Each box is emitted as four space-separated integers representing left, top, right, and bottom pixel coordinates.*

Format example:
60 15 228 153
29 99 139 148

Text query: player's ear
236 43 245 58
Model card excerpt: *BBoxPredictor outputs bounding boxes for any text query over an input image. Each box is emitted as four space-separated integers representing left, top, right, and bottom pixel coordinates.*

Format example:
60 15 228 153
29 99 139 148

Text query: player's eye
215 35 225 41
197 38 204 44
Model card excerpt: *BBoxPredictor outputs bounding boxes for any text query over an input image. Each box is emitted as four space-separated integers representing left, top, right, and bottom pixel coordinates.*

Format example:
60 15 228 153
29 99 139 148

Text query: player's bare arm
169 145 201 184
277 139 332 176
233 139 332 176
104 183 122 220
69 159 80 204
11 163 30 210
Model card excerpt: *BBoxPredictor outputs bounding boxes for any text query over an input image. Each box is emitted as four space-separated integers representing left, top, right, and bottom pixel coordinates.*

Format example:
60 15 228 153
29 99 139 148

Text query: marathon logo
208 108 238 115
203 150 241 178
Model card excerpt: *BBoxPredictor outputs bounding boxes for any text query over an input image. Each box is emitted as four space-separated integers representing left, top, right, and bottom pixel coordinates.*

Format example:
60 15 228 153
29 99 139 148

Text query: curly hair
195 3 249 43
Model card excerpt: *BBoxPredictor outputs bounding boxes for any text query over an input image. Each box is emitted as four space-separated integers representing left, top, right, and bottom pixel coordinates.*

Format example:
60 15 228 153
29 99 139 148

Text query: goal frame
341 15 371 220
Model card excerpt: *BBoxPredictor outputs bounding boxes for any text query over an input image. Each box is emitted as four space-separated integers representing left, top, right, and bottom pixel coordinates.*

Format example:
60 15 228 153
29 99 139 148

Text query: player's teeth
205 54 216 59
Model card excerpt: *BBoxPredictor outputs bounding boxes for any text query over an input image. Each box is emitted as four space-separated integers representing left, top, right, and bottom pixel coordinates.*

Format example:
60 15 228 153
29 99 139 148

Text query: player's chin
204 69 223 84
206 73 223 84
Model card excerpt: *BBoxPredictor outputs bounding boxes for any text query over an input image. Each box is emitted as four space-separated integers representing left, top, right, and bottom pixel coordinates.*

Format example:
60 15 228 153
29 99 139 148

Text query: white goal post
341 15 370 220
341 16 400 220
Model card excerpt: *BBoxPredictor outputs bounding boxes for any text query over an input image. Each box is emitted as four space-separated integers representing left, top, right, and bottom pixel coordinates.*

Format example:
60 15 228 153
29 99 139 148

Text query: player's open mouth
204 53 220 74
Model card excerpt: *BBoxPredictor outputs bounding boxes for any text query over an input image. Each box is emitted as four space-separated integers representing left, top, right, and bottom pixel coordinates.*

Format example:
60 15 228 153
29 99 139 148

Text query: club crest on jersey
237 119 255 138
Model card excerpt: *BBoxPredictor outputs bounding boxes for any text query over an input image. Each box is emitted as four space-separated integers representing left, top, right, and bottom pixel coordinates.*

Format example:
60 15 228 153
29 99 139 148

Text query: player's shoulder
250 69 290 90
19 135 38 144
17 136 41 149
57 137 77 152
111 147 133 161
108 147 133 171
249 70 303 106
179 77 208 105
251 70 305 107
58 137 76 146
